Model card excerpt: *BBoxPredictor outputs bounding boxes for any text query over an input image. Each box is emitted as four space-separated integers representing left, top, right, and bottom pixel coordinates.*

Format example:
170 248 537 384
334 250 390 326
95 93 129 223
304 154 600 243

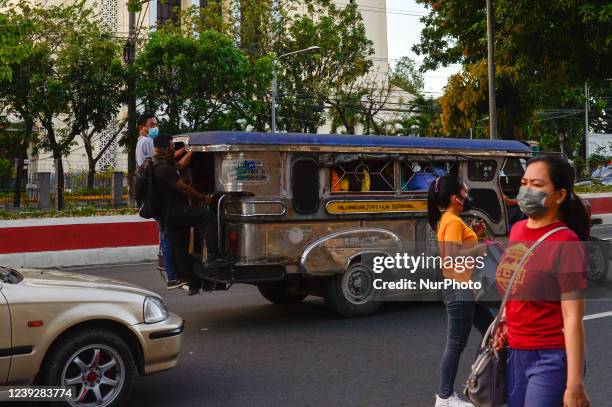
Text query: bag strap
482 225 569 348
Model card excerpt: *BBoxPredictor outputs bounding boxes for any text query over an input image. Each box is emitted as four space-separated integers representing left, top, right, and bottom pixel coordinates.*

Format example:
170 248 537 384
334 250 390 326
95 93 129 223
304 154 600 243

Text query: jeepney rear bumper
197 263 286 284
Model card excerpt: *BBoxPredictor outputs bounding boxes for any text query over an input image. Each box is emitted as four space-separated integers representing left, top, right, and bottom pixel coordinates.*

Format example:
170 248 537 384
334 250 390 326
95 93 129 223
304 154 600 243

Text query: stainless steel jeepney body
175 138 532 281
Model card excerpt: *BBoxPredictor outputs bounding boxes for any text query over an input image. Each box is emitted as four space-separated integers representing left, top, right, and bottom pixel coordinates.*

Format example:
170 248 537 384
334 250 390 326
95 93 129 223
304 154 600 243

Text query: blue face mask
148 127 159 138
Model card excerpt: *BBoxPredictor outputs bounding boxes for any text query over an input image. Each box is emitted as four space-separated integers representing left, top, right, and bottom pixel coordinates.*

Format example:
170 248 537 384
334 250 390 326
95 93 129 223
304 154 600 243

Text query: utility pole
126 7 137 204
486 0 497 140
584 82 589 164
271 67 278 133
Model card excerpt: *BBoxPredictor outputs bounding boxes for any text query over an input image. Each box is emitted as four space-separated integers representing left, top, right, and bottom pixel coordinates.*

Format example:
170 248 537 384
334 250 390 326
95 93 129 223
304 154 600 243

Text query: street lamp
271 46 321 133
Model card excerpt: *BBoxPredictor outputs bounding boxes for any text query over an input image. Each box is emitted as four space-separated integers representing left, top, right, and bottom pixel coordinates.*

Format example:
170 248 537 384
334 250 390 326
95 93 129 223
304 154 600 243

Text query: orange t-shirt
436 211 478 282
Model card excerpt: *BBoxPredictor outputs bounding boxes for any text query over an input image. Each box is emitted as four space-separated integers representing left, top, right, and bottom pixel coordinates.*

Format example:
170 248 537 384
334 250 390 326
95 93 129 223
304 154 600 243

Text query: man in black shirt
152 134 220 295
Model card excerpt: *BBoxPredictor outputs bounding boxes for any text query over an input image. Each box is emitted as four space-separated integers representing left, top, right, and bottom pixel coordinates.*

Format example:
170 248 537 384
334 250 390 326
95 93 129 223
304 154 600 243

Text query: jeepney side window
500 157 527 198
468 160 498 181
292 158 319 213
331 158 394 193
400 161 455 192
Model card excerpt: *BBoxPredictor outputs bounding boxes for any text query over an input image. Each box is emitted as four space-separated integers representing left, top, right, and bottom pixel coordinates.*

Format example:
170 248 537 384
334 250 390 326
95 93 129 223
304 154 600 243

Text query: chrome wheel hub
62 344 125 407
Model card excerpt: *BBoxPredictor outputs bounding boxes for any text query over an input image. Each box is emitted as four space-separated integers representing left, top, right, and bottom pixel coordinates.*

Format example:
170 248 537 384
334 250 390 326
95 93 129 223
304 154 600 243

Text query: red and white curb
1 193 610 269
0 215 159 269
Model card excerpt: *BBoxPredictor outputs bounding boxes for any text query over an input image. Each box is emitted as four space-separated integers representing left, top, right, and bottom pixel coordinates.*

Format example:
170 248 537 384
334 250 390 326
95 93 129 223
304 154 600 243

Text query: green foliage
392 95 442 137
0 0 125 209
0 207 138 220
274 1 375 133
587 146 611 172
0 158 10 186
413 0 611 142
135 28 272 134
575 184 612 193
390 56 425 96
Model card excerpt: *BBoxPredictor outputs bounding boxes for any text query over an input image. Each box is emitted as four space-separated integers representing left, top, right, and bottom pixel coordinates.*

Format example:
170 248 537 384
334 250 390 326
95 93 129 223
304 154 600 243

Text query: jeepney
170 131 607 317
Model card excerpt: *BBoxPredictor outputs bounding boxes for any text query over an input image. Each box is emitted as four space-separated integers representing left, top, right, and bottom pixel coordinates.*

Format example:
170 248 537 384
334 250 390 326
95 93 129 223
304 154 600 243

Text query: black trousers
164 204 218 287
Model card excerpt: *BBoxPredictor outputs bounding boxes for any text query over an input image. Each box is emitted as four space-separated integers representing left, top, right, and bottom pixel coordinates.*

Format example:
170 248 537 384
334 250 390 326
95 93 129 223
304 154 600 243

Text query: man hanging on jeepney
136 113 195 290
152 133 228 296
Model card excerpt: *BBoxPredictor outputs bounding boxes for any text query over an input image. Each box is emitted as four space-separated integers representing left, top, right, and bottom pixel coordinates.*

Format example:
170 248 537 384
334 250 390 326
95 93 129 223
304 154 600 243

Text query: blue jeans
159 227 178 281
508 348 568 407
439 297 495 398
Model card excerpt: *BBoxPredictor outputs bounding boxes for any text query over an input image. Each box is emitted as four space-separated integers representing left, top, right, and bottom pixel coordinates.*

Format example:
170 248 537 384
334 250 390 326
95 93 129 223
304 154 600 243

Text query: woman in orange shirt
428 174 493 407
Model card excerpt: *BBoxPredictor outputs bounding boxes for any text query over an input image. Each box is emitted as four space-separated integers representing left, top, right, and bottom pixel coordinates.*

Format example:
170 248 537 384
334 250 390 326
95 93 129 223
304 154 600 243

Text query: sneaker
187 286 200 296
434 393 474 407
167 279 187 290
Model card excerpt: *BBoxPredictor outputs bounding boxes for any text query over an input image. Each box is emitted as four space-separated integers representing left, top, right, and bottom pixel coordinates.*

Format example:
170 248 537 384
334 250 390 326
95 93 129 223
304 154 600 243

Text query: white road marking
583 311 612 321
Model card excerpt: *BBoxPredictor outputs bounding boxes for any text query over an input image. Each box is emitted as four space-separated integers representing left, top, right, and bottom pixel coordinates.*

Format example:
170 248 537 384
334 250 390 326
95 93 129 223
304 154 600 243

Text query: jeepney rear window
468 160 497 181
331 158 394 193
500 157 527 197
401 161 457 192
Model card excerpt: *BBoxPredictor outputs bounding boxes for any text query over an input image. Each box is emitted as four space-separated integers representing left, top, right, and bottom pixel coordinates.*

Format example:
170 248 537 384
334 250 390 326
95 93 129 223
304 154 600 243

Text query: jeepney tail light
228 231 238 252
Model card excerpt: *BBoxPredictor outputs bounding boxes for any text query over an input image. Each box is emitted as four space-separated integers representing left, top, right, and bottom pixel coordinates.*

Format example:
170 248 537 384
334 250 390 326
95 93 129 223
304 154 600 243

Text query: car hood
16 268 157 298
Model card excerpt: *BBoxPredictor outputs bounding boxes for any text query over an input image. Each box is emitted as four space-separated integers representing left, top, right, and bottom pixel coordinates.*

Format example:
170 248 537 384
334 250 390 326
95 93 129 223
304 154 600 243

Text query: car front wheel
42 329 136 407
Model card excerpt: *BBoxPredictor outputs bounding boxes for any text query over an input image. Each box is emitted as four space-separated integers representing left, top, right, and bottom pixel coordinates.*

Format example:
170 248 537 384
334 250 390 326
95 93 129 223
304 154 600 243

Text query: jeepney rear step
198 264 285 284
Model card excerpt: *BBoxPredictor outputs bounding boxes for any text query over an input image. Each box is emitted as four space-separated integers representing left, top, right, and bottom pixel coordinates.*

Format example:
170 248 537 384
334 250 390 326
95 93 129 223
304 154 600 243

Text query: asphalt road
74 260 612 407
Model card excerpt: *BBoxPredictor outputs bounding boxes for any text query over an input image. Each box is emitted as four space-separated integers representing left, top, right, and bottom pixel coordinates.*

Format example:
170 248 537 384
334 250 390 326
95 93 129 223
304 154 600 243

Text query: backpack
135 159 161 219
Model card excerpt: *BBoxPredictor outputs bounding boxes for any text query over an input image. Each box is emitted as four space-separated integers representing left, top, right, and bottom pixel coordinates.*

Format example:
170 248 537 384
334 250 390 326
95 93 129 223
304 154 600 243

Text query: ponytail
427 180 441 231
527 155 590 241
427 174 462 231
561 192 590 241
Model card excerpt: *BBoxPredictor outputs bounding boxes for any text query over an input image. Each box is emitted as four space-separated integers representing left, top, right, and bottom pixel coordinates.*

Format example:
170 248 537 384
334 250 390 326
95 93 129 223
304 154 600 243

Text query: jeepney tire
324 264 382 318
257 282 308 305
587 237 609 283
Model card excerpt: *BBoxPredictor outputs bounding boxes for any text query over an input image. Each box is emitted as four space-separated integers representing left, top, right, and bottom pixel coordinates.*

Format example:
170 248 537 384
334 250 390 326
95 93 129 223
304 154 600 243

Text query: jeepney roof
175 131 533 156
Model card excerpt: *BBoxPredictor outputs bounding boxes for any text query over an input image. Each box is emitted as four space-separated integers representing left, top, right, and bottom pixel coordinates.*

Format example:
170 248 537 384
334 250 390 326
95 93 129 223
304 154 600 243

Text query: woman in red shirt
494 156 590 407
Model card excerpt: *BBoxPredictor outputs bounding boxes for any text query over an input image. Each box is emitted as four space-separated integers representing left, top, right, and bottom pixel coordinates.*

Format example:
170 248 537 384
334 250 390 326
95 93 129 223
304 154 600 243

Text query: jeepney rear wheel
324 263 381 318
587 237 610 283
257 282 308 305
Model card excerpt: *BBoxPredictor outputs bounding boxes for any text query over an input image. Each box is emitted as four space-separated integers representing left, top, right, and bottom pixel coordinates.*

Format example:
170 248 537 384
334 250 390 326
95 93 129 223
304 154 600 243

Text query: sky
386 0 460 97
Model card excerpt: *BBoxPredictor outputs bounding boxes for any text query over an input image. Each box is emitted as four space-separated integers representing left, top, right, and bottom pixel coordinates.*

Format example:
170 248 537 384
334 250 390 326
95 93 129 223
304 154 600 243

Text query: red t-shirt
496 220 587 349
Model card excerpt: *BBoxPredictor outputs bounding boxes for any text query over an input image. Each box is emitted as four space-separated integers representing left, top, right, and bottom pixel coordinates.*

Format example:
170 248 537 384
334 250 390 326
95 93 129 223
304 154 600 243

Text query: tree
413 0 611 140
81 118 127 188
392 95 442 137
135 27 272 134
0 1 49 207
390 56 425 96
64 28 125 189
273 1 375 133
1 0 125 209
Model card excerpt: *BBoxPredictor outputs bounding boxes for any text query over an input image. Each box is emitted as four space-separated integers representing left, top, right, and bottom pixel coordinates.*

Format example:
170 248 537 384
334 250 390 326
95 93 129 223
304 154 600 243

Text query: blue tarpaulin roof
180 131 533 153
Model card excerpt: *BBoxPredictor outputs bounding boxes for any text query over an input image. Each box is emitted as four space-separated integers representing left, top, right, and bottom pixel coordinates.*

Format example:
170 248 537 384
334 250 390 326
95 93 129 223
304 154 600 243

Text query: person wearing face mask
428 174 495 407
492 155 590 407
135 113 185 289
152 134 228 296
135 113 158 169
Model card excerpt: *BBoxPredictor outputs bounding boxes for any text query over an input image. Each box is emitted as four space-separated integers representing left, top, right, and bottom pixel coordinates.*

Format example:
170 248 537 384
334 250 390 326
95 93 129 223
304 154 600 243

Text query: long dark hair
427 174 462 231
527 155 589 241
